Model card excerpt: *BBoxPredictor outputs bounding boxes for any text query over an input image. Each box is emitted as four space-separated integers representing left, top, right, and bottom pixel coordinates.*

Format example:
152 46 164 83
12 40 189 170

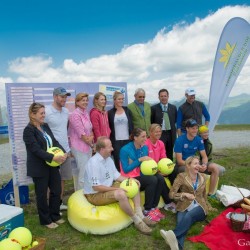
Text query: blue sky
0 0 249 104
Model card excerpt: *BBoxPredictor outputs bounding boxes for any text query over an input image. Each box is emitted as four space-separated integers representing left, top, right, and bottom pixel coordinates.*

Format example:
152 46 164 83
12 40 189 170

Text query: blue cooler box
0 204 24 240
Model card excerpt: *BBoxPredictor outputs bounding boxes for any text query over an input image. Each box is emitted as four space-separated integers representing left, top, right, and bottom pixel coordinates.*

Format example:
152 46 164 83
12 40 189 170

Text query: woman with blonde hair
108 91 133 171
90 92 111 142
145 124 176 213
68 93 94 190
23 102 67 229
160 156 214 250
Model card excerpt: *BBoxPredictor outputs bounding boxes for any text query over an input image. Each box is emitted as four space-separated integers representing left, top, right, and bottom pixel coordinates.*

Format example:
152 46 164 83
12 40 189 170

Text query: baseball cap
186 119 198 128
199 125 209 134
53 87 71 96
185 87 196 96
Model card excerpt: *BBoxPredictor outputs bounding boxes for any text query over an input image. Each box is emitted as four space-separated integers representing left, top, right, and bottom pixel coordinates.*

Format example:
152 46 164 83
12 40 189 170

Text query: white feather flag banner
209 17 250 131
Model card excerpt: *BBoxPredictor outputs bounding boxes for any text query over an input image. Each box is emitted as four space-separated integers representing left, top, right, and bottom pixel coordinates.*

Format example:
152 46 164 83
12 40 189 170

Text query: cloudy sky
0 0 249 106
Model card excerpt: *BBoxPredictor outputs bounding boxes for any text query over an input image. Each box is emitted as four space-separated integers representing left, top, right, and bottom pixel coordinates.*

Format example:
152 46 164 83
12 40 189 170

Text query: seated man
83 136 154 235
198 125 225 176
174 119 220 196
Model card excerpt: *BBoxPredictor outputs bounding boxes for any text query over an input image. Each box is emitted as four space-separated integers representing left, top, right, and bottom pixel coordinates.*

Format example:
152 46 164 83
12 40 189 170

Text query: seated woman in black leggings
120 128 166 222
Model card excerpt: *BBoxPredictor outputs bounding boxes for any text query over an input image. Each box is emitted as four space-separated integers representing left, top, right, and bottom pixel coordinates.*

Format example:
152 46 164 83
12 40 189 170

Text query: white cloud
3 5 250 104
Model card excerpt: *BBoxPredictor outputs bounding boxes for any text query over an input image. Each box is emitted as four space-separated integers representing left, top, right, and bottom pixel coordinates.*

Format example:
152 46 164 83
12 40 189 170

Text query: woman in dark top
108 91 133 171
23 103 67 229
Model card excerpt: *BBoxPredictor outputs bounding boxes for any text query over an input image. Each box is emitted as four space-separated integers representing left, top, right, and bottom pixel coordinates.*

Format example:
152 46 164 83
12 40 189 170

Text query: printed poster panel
5 82 127 186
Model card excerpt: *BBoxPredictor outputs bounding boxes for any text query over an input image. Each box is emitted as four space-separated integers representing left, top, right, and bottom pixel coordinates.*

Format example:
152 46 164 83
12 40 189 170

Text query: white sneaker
164 202 176 213
160 229 179 250
60 204 68 211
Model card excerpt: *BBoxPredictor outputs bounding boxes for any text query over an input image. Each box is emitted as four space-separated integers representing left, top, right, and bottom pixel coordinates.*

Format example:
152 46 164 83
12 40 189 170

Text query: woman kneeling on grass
160 156 215 250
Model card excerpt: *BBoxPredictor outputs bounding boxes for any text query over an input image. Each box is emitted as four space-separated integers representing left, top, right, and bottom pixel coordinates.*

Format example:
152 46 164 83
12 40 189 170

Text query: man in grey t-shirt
45 87 71 211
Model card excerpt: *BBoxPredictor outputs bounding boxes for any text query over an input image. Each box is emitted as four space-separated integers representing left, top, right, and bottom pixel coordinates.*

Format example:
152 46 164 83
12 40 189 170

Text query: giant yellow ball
140 160 158 175
8 227 32 248
158 158 175 175
120 179 139 198
46 147 64 167
0 238 22 250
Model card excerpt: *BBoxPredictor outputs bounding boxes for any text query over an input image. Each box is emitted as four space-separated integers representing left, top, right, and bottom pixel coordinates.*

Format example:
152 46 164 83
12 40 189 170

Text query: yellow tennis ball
8 227 32 248
32 241 39 247
140 160 158 175
0 238 22 250
120 179 139 198
158 158 175 175
46 147 64 167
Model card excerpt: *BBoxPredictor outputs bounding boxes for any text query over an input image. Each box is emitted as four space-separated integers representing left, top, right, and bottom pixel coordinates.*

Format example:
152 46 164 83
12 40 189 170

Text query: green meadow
0 125 250 249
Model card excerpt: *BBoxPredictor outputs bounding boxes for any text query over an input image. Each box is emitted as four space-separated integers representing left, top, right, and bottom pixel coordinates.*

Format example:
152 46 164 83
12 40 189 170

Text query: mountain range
0 94 249 125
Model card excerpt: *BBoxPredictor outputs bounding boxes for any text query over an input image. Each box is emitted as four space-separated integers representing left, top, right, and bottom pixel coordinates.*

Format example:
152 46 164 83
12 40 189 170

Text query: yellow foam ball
0 238 22 250
46 147 64 167
158 158 175 175
140 160 158 175
120 179 139 198
8 227 32 248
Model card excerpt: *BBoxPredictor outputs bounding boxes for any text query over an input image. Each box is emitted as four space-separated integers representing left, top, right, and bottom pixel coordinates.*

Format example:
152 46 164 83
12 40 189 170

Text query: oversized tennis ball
158 158 175 175
46 147 64 167
0 238 22 250
140 160 158 175
8 227 32 248
120 179 139 198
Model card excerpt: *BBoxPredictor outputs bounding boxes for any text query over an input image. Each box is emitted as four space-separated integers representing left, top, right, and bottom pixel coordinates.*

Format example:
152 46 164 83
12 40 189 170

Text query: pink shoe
144 210 161 222
153 208 166 219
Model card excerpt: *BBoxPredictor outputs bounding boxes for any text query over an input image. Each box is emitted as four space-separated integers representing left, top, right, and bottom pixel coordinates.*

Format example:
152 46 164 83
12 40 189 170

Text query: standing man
128 88 151 136
84 136 154 234
151 89 177 160
177 88 210 136
45 87 72 211
174 119 219 196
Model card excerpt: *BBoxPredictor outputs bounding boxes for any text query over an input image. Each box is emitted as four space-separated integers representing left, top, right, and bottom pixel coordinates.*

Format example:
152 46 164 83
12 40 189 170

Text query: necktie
163 105 171 130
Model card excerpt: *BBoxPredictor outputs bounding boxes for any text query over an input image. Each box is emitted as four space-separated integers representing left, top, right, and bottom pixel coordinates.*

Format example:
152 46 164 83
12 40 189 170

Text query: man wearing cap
174 119 220 196
45 87 72 211
151 89 177 161
177 88 210 136
128 88 151 136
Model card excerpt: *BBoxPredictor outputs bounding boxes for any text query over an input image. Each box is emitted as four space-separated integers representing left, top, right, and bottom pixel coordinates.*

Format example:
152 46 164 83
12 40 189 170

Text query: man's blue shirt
174 134 205 160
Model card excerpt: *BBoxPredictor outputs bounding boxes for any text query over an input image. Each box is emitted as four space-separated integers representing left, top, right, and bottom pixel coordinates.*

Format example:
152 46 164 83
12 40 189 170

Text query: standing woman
90 92 111 142
68 93 94 190
160 156 214 250
23 103 67 229
120 128 165 222
108 91 133 171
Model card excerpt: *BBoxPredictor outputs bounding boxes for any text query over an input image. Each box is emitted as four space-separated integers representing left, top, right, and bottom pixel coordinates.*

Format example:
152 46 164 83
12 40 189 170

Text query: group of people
23 86 225 249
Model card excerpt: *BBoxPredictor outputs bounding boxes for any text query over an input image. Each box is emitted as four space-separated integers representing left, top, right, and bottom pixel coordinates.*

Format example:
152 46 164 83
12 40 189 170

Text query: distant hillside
1 94 249 125
170 94 250 125
218 102 250 124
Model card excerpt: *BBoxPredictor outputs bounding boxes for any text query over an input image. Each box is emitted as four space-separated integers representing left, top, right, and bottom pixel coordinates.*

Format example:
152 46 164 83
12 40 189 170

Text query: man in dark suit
151 89 177 161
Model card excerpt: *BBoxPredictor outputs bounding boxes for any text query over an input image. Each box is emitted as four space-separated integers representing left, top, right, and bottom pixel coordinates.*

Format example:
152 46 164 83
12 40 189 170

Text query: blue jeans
173 206 206 249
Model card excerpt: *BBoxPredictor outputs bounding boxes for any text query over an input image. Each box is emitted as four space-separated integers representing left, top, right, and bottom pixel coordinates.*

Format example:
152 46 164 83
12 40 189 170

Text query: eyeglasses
138 96 145 98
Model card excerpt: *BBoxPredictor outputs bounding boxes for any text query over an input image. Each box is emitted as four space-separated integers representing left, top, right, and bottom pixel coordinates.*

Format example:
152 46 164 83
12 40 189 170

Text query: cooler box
0 204 24 240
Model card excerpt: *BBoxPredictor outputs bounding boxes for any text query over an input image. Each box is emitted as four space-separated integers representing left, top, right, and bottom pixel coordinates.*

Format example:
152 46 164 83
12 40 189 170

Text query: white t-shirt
45 105 70 153
114 112 129 140
84 153 120 194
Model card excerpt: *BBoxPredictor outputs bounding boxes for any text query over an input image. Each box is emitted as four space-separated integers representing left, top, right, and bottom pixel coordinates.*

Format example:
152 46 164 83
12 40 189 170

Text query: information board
5 82 127 186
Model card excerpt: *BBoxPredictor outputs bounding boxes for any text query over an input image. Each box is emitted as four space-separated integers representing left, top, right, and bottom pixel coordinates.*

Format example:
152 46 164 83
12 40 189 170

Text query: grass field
16 146 249 250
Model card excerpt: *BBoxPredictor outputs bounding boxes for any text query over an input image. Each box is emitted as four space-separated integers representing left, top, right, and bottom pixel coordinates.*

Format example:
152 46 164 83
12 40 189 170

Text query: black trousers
33 167 61 225
160 130 174 161
135 173 164 210
112 139 130 172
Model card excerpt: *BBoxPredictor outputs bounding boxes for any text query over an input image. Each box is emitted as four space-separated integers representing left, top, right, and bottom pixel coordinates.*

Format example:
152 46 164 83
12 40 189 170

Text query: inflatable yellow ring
67 190 133 235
